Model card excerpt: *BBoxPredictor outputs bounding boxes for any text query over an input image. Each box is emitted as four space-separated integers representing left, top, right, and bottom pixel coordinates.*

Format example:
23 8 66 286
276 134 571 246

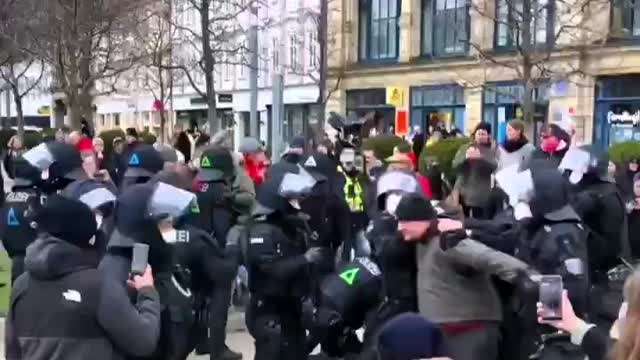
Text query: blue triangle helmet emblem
7 208 19 227
129 154 140 166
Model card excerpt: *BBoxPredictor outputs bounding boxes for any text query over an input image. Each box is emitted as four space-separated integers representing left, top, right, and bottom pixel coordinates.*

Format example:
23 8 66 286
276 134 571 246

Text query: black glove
439 229 467 251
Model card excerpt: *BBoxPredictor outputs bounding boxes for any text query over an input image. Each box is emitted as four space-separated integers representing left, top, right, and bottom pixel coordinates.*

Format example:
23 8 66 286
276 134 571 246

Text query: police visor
22 143 55 171
147 181 196 220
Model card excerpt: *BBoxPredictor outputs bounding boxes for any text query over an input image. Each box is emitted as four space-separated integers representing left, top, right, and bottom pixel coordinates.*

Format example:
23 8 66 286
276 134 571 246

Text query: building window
225 61 231 81
422 0 469 57
262 46 270 80
290 35 299 71
273 38 279 70
114 113 121 127
611 0 640 38
495 0 553 49
359 0 401 61
309 32 318 68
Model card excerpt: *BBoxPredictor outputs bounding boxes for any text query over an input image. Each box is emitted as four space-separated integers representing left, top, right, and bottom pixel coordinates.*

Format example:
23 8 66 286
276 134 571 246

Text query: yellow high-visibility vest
344 176 364 212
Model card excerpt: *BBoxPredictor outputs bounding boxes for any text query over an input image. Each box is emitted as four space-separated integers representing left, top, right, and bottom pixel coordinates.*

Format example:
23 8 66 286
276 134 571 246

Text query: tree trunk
11 85 24 142
200 0 218 136
316 0 328 143
521 0 535 124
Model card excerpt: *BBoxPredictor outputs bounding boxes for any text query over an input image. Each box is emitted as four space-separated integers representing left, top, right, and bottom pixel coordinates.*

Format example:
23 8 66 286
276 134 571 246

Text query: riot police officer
191 146 253 360
0 156 44 281
230 166 324 360
362 170 422 349
300 153 351 272
506 166 590 360
562 146 628 327
21 141 86 194
336 147 369 259
109 180 199 360
120 144 166 190
304 256 383 358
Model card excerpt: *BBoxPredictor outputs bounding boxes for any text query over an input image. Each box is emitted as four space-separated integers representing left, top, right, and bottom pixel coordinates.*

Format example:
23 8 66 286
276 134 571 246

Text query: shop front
346 89 395 133
594 75 640 147
410 85 466 135
483 82 549 144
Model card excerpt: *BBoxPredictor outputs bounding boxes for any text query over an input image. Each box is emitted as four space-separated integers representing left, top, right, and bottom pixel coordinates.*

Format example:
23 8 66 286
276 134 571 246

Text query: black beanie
34 195 98 249
395 193 437 221
474 122 492 135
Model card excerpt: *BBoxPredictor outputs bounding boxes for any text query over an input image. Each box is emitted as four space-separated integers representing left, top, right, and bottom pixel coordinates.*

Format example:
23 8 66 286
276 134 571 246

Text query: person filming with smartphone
5 196 161 360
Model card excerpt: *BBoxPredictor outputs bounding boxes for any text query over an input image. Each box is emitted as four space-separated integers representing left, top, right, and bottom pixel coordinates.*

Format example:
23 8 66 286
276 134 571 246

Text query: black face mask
345 168 360 177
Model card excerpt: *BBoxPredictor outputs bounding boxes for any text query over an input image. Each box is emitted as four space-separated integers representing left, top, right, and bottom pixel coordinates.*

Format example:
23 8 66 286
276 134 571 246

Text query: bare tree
170 0 259 135
0 0 45 140
292 0 345 128
134 0 179 142
468 0 609 123
21 0 152 129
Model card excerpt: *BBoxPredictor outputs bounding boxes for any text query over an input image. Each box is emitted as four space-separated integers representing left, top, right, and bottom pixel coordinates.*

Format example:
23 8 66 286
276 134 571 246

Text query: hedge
609 141 640 164
419 137 470 183
361 134 408 161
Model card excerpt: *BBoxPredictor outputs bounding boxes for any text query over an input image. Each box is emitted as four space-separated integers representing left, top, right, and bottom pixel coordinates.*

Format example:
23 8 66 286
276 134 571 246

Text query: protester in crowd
54 126 70 143
125 128 139 148
627 173 640 258
538 265 640 360
452 122 497 219
411 126 426 160
5 196 161 360
497 120 535 170
4 135 25 180
174 128 192 164
524 122 572 169
239 137 268 185
396 193 529 360
617 158 639 201
281 135 306 164
105 137 126 188
81 118 94 139
68 130 94 154
93 137 105 169
386 145 433 199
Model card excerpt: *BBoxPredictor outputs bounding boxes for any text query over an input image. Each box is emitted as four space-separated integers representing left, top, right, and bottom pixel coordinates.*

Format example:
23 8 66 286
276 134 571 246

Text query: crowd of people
0 117 637 360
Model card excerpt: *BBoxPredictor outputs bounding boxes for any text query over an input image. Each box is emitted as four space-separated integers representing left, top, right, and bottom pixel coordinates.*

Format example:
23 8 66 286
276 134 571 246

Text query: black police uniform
242 212 311 360
191 148 245 359
515 169 589 360
362 211 417 348
0 157 44 281
300 154 351 273
569 148 628 328
305 257 383 358
171 224 238 359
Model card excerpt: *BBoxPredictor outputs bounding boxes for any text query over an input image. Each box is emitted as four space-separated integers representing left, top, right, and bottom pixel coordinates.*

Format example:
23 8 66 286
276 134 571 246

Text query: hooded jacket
6 237 161 360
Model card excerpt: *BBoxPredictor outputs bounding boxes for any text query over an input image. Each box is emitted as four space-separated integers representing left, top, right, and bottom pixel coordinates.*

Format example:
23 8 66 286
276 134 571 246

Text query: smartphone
539 275 563 321
131 243 149 276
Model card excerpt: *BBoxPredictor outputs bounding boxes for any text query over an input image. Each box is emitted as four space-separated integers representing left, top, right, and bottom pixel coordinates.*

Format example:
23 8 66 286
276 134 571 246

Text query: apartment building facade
326 0 640 147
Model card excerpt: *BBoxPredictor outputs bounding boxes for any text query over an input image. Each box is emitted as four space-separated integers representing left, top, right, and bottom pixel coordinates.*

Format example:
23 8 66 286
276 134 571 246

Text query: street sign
395 109 409 137
386 87 407 108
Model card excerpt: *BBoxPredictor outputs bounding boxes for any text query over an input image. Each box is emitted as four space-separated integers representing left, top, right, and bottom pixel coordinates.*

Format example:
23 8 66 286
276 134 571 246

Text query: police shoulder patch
304 156 317 167
129 154 140 166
